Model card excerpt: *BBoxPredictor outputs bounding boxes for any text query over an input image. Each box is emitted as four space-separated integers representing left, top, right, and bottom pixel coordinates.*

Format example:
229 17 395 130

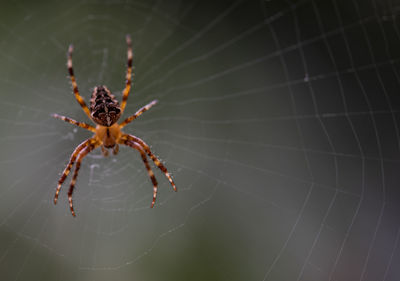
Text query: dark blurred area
0 0 399 280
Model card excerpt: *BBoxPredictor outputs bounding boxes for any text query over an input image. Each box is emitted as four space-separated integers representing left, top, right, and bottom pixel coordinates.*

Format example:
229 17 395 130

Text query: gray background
0 0 399 280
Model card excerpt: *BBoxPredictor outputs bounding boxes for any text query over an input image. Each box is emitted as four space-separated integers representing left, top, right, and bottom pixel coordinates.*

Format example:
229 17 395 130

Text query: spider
53 35 177 217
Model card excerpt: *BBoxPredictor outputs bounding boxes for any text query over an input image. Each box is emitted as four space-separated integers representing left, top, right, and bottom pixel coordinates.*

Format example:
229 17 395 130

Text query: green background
0 1 399 281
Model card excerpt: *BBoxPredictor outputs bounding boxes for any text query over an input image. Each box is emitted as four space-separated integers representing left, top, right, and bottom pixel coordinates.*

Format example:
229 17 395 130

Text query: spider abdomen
90 85 121 126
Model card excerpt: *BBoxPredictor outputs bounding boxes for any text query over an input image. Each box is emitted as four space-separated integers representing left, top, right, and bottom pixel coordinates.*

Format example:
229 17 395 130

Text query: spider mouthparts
68 44 74 53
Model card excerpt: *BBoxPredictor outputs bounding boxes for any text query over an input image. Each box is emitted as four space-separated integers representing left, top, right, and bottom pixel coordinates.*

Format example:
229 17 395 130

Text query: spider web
0 0 400 280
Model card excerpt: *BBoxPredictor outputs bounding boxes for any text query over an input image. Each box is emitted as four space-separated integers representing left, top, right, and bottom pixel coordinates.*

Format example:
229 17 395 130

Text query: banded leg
67 44 92 119
52 114 95 132
122 134 177 192
68 141 99 216
120 139 159 207
54 138 95 204
120 34 133 114
119 100 158 128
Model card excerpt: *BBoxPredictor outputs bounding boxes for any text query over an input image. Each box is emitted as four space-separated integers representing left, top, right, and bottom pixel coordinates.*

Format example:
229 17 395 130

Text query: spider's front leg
123 134 177 192
54 138 96 204
68 140 99 216
119 138 159 207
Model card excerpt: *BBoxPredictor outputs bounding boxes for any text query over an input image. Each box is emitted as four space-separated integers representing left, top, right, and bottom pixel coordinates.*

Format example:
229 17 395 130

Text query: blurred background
0 0 399 280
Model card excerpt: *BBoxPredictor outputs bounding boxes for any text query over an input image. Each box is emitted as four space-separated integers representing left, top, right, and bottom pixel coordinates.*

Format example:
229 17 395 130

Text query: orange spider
53 35 177 217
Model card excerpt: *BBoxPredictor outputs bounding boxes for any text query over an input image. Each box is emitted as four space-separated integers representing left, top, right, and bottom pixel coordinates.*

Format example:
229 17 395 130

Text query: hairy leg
119 100 158 128
122 134 177 192
54 138 96 204
52 114 95 132
120 35 133 114
120 139 159 207
67 44 92 119
67 141 99 216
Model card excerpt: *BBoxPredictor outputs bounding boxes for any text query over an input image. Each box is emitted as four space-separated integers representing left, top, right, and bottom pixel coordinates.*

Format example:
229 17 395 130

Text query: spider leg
67 44 92 119
120 139 159 207
122 134 177 192
52 114 96 132
119 100 158 128
120 34 133 114
54 138 96 204
68 141 99 217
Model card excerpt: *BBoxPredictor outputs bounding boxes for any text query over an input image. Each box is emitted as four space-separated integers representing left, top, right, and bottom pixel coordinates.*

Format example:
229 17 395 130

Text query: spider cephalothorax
90 85 121 127
52 35 177 216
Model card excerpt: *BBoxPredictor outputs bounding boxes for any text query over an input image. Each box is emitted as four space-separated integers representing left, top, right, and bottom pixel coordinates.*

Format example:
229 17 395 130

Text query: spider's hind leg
67 44 92 120
120 35 133 114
